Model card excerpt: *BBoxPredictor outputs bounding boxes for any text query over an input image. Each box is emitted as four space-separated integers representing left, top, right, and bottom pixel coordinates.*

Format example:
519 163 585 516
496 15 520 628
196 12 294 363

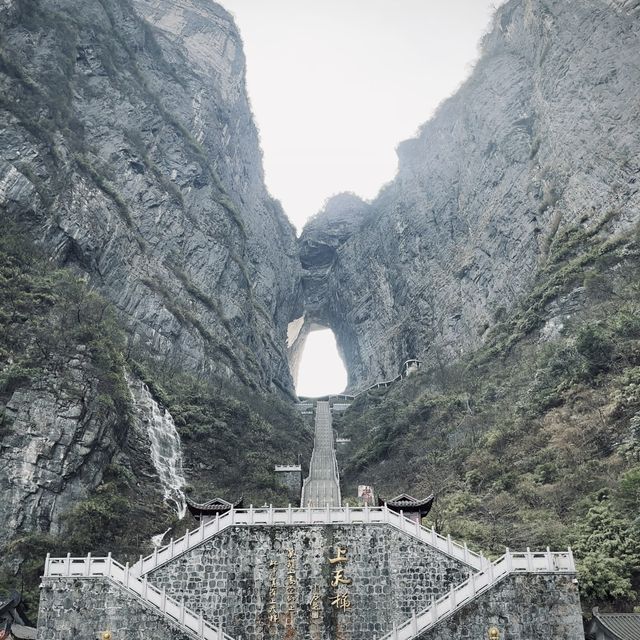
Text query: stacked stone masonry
37 519 584 640
416 574 584 640
147 524 472 640
274 468 303 503
37 578 195 640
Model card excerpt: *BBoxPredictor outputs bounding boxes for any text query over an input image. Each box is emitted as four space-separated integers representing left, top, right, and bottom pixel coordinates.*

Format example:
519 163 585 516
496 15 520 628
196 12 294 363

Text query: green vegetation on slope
336 217 640 613
132 360 312 507
0 225 131 430
0 227 311 611
0 225 140 609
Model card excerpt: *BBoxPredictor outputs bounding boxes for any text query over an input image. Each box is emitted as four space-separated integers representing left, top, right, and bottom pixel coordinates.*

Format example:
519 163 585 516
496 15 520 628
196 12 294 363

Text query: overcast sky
220 0 504 231
218 1 504 396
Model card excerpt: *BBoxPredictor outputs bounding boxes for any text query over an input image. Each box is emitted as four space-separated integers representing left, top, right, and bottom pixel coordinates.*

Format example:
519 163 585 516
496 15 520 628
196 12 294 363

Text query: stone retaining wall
416 573 584 640
35 530 584 640
36 577 195 640
148 523 473 640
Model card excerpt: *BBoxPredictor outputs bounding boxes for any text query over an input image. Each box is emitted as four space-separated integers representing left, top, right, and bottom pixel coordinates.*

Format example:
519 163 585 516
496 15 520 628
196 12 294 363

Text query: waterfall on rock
151 528 171 547
127 374 187 518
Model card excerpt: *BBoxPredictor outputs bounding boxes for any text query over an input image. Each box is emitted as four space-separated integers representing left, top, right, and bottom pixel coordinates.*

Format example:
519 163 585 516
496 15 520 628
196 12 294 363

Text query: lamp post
488 627 500 640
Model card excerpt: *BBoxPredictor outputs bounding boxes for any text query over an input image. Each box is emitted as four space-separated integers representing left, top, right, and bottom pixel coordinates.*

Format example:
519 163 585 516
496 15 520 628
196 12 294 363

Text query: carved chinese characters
265 543 354 634
310 585 322 620
329 546 352 612
268 559 278 625
285 548 297 626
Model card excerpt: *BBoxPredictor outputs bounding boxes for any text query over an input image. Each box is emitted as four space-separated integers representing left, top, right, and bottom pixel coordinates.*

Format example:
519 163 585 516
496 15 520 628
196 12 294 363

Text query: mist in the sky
297 330 348 397
220 0 505 231
217 1 505 396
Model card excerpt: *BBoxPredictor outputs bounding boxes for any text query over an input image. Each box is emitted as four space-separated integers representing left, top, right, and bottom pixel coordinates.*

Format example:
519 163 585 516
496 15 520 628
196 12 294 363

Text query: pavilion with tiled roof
378 493 434 523
586 608 640 640
186 496 243 522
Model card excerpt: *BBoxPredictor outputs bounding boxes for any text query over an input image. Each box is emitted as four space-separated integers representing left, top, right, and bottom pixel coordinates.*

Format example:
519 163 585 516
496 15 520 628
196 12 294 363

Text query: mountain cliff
2 0 640 618
0 0 311 606
300 0 640 391
0 0 301 395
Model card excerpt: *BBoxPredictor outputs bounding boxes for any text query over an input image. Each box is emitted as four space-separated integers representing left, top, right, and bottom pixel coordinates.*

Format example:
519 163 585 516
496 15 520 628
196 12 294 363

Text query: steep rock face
0 226 309 591
0 0 300 394
300 0 640 391
0 360 173 559
0 351 123 554
290 193 371 383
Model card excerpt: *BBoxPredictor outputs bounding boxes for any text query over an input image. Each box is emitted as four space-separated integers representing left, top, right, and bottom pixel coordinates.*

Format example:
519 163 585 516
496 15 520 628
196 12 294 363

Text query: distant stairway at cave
39 399 583 640
300 400 341 507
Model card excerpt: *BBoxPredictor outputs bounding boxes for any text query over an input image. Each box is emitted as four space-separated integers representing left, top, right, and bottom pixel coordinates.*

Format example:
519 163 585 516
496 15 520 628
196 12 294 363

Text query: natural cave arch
287 317 347 396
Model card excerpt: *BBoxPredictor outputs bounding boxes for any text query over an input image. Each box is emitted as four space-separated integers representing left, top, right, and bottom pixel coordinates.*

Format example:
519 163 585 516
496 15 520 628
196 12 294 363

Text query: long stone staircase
40 398 578 639
300 400 342 507
126 399 486 577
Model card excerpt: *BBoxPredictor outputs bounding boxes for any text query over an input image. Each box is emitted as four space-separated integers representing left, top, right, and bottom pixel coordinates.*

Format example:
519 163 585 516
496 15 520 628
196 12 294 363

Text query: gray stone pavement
301 401 341 507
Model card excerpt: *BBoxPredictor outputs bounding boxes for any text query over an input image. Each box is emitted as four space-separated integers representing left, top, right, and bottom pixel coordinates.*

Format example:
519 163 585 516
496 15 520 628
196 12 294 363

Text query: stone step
44 554 234 640
377 548 576 640
301 400 341 507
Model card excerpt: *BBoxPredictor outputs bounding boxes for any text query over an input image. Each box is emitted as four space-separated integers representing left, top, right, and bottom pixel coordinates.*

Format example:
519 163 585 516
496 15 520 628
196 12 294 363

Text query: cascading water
126 373 187 519
151 528 171 547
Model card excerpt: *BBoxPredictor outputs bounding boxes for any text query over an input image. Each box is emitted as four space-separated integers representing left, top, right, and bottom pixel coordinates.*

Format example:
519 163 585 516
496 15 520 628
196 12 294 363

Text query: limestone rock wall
0 0 301 394
417 573 584 640
299 0 640 391
0 352 123 554
147 524 473 640
37 577 195 640
0 356 175 567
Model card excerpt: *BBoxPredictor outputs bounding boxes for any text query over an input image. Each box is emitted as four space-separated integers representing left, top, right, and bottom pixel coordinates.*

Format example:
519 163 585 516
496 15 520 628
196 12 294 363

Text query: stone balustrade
379 548 576 640
44 554 235 640
126 506 486 576
42 516 577 640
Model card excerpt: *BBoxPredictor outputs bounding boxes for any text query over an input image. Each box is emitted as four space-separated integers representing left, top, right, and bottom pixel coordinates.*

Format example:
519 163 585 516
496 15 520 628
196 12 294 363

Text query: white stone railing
333 456 341 504
130 506 485 576
300 477 310 505
296 394 355 404
378 548 576 640
44 553 235 640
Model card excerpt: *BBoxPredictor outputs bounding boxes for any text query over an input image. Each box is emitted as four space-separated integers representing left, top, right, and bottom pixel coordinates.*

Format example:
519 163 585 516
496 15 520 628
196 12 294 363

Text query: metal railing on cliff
297 359 422 404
